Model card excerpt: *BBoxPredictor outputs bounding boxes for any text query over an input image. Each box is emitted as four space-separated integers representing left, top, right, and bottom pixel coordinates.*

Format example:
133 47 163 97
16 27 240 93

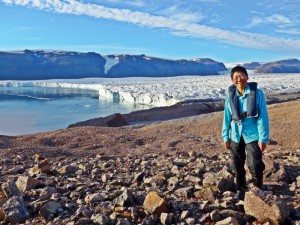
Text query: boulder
113 189 135 207
39 201 62 221
58 165 79 175
28 160 51 175
85 193 105 205
263 158 289 183
194 188 216 201
244 187 291 225
107 113 128 127
143 192 168 215
16 176 40 192
2 195 30 224
202 168 235 193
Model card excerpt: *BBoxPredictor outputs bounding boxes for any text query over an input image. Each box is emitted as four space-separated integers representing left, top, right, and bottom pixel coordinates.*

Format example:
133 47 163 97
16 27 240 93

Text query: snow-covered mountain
0 50 226 80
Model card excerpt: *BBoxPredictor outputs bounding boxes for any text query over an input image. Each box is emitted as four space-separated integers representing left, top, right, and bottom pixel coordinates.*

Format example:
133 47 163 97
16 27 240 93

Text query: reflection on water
0 87 150 136
0 86 99 101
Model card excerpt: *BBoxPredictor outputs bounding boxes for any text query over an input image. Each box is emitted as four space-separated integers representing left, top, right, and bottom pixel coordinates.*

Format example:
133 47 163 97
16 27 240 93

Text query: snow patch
102 55 120 74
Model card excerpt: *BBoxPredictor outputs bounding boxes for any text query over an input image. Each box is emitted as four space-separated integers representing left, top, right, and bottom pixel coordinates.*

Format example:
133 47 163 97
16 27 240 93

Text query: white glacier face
0 73 300 107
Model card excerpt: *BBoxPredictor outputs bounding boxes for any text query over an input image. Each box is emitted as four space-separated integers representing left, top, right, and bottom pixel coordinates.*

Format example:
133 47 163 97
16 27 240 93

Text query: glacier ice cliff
0 73 300 107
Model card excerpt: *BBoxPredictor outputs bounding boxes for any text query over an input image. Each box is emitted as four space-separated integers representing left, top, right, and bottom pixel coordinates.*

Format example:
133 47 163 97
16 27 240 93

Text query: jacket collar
236 84 250 97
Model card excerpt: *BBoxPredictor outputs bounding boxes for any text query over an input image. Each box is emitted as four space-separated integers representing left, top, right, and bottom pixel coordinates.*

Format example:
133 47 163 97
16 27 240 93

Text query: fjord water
0 86 149 136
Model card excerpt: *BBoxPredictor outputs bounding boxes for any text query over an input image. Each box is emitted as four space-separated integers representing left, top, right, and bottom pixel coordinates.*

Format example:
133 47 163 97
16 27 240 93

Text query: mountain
255 59 300 73
241 62 261 70
0 50 226 80
106 55 226 77
0 50 106 80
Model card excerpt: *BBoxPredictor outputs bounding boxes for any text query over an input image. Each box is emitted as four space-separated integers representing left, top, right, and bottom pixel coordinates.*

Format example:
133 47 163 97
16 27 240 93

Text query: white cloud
158 5 205 23
2 0 300 53
245 13 293 28
258 0 300 13
276 28 300 35
267 14 291 24
92 0 146 8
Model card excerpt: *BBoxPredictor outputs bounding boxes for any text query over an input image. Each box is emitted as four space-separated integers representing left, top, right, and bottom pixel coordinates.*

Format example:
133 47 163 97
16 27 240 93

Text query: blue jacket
222 83 269 144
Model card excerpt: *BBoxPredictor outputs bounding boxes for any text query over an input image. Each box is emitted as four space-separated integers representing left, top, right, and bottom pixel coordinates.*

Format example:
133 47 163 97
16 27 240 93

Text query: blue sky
0 0 299 63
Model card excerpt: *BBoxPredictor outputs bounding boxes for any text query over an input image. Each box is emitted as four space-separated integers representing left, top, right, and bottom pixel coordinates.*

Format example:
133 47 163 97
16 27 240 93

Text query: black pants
230 136 265 191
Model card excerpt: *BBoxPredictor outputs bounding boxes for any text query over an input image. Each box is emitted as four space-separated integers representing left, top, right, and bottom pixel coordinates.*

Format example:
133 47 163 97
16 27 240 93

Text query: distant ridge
226 59 300 73
0 50 226 80
1 50 299 80
256 59 300 73
241 62 262 70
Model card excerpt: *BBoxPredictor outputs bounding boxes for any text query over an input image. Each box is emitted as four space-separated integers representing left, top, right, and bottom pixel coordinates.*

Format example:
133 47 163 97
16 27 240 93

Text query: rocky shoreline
68 92 300 128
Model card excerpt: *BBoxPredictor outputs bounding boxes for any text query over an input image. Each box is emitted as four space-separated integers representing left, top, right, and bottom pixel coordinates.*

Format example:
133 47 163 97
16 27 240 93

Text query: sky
0 0 300 63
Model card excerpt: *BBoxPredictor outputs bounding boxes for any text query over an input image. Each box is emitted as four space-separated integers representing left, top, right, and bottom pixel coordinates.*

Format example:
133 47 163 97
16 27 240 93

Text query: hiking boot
253 177 263 189
235 190 245 200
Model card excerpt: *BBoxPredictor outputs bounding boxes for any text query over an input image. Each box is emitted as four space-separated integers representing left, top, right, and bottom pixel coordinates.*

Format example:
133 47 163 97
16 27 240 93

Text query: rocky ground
0 96 300 225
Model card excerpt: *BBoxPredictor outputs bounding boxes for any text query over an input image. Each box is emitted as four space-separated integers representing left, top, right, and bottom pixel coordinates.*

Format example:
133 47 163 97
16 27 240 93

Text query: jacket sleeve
222 94 232 142
257 89 269 143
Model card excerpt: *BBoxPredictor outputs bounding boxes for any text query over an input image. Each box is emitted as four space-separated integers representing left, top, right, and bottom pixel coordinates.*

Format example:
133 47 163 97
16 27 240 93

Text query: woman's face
232 71 248 90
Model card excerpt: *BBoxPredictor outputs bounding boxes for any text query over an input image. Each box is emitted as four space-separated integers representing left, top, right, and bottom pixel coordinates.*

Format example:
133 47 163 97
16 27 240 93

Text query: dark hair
230 66 248 79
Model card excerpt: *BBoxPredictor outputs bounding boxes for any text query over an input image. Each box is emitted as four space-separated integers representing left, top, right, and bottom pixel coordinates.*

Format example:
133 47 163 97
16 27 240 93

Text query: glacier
0 73 300 107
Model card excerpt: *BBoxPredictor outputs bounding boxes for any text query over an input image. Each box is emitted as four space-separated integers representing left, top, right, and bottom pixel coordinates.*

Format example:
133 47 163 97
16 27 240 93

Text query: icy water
0 86 150 136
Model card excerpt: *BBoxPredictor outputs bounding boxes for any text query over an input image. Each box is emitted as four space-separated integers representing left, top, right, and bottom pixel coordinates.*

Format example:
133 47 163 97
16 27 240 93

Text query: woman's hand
224 141 230 150
258 142 266 152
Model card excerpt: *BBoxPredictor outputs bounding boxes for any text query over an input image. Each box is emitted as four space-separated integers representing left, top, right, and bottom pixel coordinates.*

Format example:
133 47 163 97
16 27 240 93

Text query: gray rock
58 165 79 175
1 180 21 198
91 214 110 225
3 165 24 175
113 189 135 207
3 195 30 224
39 201 62 220
85 193 105 205
160 212 173 225
215 217 239 225
219 209 254 225
174 186 194 198
132 171 145 183
167 176 179 191
141 214 159 225
264 158 289 183
185 217 196 225
202 170 235 193
116 218 132 225
172 160 188 167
